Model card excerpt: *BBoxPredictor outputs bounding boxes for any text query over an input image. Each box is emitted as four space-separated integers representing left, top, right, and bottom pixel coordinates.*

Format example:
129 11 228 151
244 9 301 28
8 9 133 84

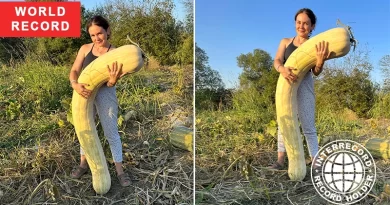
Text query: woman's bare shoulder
79 43 93 56
278 38 294 49
281 37 293 44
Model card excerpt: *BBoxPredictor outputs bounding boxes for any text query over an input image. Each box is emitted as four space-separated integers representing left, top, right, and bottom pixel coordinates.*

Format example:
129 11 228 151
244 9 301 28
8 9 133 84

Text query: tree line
0 0 193 68
196 43 390 119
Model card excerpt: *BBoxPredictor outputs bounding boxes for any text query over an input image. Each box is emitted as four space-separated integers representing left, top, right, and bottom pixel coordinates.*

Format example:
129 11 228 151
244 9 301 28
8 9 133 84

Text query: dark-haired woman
270 8 330 170
68 15 130 187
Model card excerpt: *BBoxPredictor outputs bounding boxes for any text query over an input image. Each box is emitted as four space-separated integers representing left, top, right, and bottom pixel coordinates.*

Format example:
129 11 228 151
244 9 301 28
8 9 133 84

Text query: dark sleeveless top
283 37 311 72
283 37 297 64
82 44 111 69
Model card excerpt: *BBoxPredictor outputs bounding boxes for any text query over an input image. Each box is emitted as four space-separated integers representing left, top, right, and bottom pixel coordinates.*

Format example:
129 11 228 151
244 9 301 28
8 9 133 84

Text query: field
195 109 390 205
0 61 194 205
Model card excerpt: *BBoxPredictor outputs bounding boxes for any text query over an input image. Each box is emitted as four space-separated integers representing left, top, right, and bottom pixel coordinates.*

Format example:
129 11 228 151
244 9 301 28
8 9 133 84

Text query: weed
0 59 193 204
196 105 390 204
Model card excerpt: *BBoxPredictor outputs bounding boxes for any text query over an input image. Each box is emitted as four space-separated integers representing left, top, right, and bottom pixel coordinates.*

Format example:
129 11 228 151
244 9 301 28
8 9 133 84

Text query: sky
196 0 390 88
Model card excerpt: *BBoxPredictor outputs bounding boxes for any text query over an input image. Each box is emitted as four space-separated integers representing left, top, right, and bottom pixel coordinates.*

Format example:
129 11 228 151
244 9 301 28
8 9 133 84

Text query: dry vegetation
0 63 194 205
195 110 390 205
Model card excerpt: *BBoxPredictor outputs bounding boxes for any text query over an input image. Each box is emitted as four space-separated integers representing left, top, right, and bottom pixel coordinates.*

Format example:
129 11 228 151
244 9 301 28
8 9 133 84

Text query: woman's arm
274 38 297 83
106 61 123 87
312 63 324 76
69 45 92 98
105 46 125 87
312 41 330 76
69 46 84 84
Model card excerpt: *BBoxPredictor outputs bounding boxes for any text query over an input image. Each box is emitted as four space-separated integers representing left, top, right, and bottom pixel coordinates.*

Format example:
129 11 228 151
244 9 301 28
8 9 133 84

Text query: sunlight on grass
0 59 193 204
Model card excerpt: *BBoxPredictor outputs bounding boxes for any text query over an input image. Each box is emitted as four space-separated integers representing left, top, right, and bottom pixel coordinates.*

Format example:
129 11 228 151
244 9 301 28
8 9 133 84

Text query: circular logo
311 140 376 205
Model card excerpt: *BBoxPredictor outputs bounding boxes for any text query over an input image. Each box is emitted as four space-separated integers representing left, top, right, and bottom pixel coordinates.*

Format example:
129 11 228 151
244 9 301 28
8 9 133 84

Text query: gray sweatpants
80 85 123 163
277 71 319 157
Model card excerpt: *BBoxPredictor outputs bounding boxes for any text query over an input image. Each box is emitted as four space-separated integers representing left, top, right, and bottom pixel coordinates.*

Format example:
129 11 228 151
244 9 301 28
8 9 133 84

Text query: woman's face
295 13 315 38
88 24 109 47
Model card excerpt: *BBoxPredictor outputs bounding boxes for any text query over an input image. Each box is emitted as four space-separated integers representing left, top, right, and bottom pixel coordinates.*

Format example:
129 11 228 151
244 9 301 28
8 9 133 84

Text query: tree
195 44 224 90
181 0 193 34
379 54 390 92
2 0 187 67
175 33 193 65
8 5 102 65
0 38 25 65
37 5 104 64
370 54 390 118
237 49 274 87
175 0 193 65
234 49 279 113
195 44 225 110
315 46 378 117
104 0 181 65
316 68 378 117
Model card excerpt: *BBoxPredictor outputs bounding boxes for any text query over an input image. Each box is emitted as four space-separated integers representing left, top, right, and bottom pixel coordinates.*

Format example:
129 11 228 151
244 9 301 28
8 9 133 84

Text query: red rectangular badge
0 2 81 37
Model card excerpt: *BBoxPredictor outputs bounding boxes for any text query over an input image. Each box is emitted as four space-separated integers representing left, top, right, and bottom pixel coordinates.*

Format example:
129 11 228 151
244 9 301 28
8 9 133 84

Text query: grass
195 108 390 204
0 61 193 204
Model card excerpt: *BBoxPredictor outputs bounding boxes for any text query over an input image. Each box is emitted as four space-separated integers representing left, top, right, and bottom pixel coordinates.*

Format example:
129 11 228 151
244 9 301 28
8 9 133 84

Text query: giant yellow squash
72 45 144 194
275 27 354 180
365 138 390 160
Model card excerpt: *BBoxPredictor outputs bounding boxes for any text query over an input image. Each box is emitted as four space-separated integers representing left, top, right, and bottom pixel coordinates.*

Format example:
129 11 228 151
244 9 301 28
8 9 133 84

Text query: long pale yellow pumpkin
169 126 193 152
275 27 353 180
72 45 143 194
365 138 390 160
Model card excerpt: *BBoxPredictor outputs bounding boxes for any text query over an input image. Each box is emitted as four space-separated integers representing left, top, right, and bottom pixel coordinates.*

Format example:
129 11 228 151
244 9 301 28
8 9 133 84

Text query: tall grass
370 92 390 119
196 109 277 178
315 107 362 144
196 98 389 204
0 58 194 204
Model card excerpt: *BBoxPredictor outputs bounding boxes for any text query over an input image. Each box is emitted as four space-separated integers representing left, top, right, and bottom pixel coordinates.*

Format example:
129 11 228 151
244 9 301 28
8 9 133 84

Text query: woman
270 8 330 170
68 15 130 187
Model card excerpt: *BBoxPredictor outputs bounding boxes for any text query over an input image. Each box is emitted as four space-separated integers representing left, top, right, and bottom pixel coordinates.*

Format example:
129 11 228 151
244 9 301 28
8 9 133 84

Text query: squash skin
72 45 143 194
365 138 390 160
170 126 193 152
275 28 352 181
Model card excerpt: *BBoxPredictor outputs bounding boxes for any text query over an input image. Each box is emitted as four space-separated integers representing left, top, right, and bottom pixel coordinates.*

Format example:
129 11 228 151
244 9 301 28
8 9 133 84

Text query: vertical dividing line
192 0 196 203
342 152 345 193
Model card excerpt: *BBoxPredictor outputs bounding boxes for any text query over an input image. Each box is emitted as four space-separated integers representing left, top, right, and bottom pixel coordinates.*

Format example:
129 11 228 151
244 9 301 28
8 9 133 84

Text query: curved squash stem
336 19 357 51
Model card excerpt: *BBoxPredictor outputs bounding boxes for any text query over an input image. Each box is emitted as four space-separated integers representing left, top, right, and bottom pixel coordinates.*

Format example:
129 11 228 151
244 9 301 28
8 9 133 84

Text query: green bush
370 92 390 118
1 61 71 120
315 68 378 118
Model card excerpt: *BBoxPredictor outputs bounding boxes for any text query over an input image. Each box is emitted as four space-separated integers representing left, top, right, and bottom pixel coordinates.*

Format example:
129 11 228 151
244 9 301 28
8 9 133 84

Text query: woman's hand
280 66 298 84
313 41 331 75
315 41 330 66
107 61 123 87
72 82 92 99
